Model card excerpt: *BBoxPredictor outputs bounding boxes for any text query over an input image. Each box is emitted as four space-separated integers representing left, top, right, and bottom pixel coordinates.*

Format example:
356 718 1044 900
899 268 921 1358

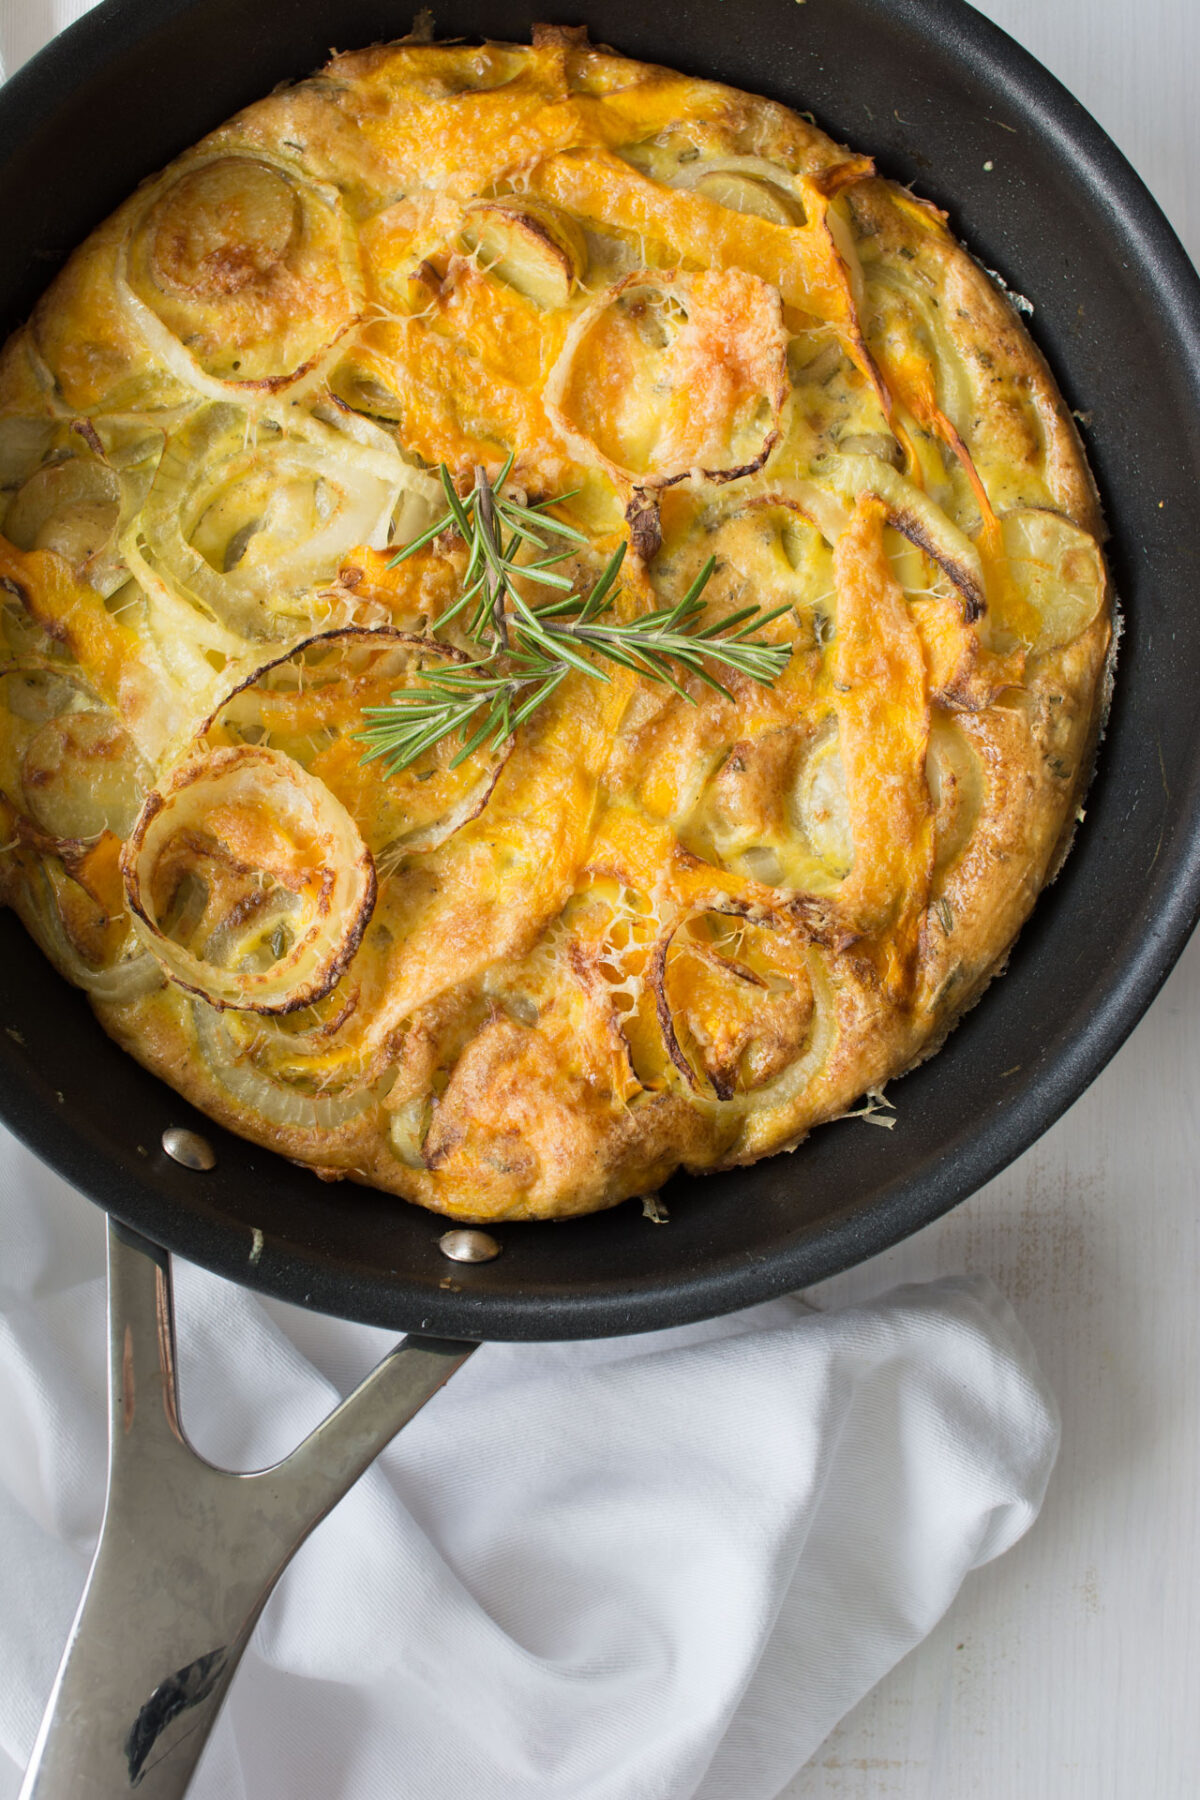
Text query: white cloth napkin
0 1124 1059 1800
0 7 1058 1795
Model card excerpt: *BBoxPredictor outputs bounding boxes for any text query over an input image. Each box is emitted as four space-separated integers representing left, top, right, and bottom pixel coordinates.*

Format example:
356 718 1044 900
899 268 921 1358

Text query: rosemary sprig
510 550 793 703
389 455 586 646
358 653 569 776
364 461 792 774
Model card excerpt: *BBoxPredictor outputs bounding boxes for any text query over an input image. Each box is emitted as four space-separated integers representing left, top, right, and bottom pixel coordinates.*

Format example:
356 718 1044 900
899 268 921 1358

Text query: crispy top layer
0 29 1111 1220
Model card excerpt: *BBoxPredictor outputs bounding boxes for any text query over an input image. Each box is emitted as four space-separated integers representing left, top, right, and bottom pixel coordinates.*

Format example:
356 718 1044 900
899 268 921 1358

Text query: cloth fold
0 1125 1058 1800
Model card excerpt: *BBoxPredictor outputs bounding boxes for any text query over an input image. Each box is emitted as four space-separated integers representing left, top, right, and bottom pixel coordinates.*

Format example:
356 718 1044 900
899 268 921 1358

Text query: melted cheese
0 31 1112 1221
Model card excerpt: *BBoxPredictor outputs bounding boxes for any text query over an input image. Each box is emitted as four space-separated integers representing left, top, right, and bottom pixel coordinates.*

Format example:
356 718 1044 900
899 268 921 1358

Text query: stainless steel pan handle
19 1217 477 1800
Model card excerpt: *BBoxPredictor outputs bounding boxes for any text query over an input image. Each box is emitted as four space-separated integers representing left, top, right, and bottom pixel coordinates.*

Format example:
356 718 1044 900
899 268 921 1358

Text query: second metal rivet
439 1228 502 1264
162 1127 216 1172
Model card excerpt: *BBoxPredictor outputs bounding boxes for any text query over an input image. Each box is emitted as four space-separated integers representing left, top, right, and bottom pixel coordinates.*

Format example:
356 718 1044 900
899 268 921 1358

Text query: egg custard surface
0 27 1113 1221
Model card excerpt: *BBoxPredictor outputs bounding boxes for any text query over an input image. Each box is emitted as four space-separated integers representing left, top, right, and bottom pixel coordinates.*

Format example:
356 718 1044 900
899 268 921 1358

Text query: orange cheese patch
833 495 934 989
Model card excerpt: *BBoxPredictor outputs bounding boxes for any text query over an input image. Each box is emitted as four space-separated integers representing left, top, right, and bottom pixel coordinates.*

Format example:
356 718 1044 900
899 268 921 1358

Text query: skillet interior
1 0 1199 1340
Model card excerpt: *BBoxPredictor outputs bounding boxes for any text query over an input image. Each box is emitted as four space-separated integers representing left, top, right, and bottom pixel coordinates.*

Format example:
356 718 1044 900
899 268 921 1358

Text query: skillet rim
1 0 1199 1339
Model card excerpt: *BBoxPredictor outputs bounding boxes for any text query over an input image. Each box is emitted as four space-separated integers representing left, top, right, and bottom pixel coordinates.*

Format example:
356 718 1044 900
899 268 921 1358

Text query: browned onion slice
744 463 989 623
123 743 375 1013
192 1000 394 1131
129 402 407 640
12 853 160 1005
739 472 1001 706
199 627 511 861
819 453 988 619
650 909 816 1101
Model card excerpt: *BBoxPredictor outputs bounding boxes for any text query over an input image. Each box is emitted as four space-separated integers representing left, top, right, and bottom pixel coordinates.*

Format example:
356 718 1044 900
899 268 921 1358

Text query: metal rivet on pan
162 1127 216 1172
439 1228 501 1264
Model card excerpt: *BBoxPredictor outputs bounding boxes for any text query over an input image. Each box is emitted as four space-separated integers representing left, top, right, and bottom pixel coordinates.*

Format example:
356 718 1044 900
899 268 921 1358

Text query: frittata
0 26 1113 1221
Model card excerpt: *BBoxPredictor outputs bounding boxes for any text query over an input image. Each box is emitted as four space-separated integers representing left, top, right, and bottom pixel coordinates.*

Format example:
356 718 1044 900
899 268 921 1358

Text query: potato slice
4 458 121 578
1000 506 1108 654
692 170 800 226
21 710 146 842
461 197 586 310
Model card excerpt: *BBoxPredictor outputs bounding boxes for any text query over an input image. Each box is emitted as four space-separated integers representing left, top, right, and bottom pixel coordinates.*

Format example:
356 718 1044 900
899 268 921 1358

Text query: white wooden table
783 12 1200 1794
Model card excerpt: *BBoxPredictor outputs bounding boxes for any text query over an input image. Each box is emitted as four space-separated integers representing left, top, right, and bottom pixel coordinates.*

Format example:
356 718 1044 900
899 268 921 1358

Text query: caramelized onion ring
20 859 161 1005
199 627 512 859
123 743 375 1013
192 1002 393 1131
545 267 788 489
649 908 817 1104
129 401 406 640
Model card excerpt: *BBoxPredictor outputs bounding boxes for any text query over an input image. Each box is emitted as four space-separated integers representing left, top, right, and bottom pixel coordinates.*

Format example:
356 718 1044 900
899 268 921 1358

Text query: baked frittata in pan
0 26 1113 1221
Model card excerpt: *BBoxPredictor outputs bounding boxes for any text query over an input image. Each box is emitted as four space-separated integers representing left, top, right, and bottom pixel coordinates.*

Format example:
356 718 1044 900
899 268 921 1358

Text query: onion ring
649 907 819 1104
123 743 376 1013
199 626 512 860
545 267 788 489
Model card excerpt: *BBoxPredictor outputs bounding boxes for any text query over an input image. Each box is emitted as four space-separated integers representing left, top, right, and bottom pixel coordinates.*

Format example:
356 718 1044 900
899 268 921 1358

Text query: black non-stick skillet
5 1 1200 1793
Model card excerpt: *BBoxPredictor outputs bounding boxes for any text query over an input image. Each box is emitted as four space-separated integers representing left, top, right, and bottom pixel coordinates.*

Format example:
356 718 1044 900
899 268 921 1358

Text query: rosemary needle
363 461 792 774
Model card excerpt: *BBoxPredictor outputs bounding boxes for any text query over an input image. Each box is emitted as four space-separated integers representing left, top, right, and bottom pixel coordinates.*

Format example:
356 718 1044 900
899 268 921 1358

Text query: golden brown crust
0 30 1113 1221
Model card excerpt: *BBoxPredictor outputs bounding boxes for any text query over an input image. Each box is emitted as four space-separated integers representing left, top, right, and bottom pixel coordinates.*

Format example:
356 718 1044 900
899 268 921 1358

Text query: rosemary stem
361 460 791 775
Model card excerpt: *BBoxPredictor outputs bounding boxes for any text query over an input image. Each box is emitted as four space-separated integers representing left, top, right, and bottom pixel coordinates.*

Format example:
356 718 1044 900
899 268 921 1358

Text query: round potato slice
125 153 361 386
4 459 121 579
1000 506 1108 654
21 710 146 842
